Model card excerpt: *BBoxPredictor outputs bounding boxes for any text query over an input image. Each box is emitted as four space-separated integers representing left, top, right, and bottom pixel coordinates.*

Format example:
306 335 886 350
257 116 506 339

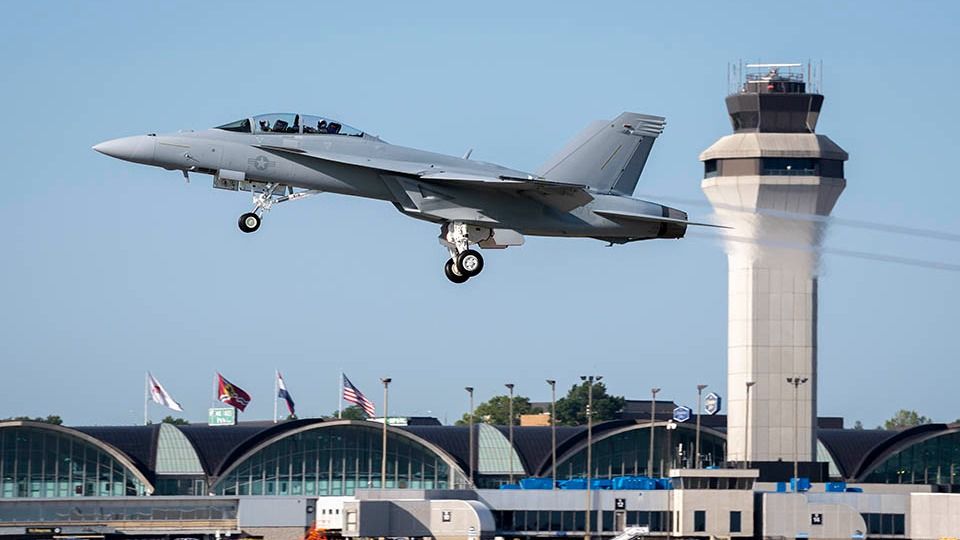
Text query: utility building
700 63 848 470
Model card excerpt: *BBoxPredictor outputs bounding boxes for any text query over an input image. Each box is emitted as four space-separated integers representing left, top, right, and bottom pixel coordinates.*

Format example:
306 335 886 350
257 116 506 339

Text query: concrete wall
762 492 867 540
671 489 754 537
479 489 670 513
908 493 960 540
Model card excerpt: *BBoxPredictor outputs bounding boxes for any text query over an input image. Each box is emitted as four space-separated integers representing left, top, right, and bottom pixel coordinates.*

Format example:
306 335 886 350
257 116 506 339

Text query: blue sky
1 1 957 428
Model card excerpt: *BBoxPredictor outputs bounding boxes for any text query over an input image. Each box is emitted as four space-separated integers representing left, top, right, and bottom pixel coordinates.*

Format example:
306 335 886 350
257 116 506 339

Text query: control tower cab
700 63 848 475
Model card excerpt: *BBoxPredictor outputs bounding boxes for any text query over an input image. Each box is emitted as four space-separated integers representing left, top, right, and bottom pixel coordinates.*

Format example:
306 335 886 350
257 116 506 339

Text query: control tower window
704 160 718 178
761 158 818 176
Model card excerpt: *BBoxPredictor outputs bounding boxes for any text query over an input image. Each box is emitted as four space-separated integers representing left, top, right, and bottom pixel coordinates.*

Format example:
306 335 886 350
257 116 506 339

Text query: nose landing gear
235 182 320 234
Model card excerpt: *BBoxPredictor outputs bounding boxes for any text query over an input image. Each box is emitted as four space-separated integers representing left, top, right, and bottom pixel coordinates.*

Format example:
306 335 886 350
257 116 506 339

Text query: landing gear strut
440 222 487 283
236 182 320 233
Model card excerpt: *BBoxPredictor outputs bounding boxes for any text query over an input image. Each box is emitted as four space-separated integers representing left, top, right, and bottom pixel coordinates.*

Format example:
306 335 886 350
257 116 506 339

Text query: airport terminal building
1 418 959 540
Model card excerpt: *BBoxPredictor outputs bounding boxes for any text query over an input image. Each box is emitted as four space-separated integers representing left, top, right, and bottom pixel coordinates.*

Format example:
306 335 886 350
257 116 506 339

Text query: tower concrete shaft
700 63 847 466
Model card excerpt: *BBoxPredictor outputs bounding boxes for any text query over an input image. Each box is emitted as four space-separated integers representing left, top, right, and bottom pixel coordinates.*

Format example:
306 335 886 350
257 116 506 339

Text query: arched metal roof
817 428 898 479
72 424 160 475
852 422 960 481
0 421 156 494
542 420 728 477
211 419 468 483
400 424 471 473
201 418 327 477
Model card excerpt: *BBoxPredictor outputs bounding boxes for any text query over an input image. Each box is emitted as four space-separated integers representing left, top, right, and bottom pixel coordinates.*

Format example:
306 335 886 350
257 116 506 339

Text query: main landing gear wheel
444 259 469 284
238 212 261 233
456 249 484 277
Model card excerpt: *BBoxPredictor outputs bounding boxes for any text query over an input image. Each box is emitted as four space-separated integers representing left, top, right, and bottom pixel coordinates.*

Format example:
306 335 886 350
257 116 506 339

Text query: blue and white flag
277 371 295 416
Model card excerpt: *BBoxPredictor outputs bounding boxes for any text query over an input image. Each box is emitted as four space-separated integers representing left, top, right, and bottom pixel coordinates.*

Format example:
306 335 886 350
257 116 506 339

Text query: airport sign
672 406 692 423
703 392 722 415
208 407 236 426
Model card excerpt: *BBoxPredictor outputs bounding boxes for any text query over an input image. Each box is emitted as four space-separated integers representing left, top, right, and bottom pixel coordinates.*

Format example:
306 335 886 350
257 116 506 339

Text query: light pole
648 387 660 476
786 376 809 480
581 375 602 540
695 384 707 469
465 386 475 487
665 421 678 471
744 381 756 469
380 377 392 489
546 379 557 489
505 383 515 484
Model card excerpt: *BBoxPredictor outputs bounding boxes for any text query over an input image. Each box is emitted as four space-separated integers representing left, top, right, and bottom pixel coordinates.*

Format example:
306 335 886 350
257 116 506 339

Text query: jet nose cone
92 135 156 164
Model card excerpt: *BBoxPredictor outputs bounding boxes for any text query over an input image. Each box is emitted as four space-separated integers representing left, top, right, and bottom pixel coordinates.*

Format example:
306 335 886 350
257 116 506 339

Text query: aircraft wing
256 144 588 196
254 145 430 176
594 209 730 228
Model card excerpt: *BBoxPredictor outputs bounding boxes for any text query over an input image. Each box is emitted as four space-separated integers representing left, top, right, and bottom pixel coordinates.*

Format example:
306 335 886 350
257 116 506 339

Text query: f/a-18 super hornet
94 111 716 283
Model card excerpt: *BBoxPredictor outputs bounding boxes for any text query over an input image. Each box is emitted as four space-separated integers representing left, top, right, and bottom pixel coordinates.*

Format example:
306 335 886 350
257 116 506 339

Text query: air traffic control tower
700 63 848 473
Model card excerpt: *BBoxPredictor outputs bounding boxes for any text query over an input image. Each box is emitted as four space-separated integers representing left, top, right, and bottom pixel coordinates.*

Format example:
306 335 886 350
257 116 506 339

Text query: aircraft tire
456 249 484 277
444 259 469 284
238 212 261 233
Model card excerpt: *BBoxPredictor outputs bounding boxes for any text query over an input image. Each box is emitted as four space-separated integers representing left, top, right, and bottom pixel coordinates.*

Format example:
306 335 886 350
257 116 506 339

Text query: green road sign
208 407 236 426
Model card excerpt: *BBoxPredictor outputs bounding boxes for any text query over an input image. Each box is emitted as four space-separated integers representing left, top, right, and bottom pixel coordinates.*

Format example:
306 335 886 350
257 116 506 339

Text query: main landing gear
440 222 487 284
444 249 484 283
236 183 319 233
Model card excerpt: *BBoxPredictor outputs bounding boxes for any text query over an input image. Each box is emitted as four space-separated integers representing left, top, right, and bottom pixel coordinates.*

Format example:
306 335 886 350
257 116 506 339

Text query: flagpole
338 371 344 419
273 370 279 424
144 372 149 426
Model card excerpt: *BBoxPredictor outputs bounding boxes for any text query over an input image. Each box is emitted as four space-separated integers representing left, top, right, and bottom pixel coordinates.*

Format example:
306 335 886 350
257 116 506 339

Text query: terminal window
861 513 905 536
729 511 741 533
694 510 706 532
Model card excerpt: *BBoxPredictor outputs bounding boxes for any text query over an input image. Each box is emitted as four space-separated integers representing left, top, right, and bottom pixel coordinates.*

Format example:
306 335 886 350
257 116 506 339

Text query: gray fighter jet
94 111 713 283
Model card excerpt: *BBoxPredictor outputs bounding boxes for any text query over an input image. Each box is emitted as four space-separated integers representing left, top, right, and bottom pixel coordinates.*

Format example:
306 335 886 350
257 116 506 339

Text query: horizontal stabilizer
595 209 730 229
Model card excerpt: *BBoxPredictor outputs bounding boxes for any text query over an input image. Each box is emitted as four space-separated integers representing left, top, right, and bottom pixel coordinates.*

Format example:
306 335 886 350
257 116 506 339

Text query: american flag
342 375 375 417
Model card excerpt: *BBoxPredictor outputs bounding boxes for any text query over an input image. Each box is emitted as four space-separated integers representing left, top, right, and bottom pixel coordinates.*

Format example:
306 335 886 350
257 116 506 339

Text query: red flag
217 373 252 412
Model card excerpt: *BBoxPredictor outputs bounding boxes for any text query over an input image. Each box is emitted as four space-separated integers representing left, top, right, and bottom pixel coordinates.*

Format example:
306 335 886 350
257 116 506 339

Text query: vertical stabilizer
536 112 665 195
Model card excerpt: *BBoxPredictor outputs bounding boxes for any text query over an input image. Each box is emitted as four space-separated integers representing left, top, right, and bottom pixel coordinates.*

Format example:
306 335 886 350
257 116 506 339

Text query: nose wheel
238 212 261 233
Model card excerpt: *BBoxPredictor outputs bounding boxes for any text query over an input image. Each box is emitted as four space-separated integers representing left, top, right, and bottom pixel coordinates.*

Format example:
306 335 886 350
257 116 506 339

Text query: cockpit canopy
216 113 363 137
